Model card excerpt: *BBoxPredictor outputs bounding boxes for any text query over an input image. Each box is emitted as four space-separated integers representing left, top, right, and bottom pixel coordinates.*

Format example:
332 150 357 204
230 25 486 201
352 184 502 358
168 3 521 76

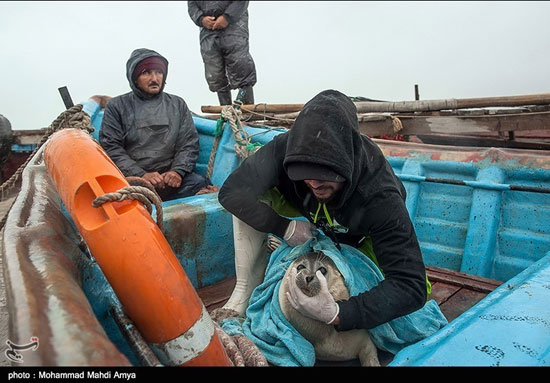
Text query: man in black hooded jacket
217 89 429 331
100 48 212 201
188 1 256 105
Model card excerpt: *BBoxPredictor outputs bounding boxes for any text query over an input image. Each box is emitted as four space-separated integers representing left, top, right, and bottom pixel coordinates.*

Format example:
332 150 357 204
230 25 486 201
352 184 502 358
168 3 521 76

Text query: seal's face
292 251 339 297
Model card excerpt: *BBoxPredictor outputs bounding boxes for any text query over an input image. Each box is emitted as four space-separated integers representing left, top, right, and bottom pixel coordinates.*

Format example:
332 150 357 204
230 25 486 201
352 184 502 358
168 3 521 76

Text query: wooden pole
355 93 550 114
201 93 550 115
201 103 304 114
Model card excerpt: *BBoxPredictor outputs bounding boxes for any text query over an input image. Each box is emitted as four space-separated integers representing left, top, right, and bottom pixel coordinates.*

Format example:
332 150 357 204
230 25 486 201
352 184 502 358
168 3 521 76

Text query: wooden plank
429 281 461 306
196 277 235 311
439 289 487 322
417 134 550 150
357 111 550 137
12 129 46 145
426 266 502 294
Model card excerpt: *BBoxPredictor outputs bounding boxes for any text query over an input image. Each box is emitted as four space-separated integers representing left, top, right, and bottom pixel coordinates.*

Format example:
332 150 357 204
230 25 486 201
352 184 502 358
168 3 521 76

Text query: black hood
283 89 364 207
126 48 169 99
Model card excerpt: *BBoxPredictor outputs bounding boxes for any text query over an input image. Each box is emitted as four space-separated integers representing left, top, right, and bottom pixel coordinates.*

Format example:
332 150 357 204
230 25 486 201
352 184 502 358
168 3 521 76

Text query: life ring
43 128 231 366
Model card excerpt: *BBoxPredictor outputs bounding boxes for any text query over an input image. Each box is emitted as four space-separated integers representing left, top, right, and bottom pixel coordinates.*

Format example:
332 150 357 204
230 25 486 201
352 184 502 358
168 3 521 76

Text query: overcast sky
1 1 549 130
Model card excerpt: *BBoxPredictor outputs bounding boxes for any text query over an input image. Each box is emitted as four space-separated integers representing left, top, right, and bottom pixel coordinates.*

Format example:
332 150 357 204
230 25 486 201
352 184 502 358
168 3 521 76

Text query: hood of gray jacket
125 48 169 100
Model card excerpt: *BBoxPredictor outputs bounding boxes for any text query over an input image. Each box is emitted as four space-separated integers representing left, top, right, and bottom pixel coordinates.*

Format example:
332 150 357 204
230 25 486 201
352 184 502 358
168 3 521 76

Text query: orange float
43 128 231 366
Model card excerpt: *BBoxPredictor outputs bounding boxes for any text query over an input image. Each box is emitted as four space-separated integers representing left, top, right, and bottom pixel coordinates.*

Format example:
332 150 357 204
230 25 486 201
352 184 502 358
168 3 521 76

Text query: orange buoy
43 128 231 366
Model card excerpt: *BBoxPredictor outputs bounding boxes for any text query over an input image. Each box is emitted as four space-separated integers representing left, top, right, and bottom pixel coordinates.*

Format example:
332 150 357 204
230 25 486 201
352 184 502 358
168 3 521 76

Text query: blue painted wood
390 252 550 366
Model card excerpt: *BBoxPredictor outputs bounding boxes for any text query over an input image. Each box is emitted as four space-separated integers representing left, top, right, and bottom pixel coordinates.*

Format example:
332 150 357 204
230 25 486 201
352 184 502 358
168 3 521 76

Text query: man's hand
212 15 229 30
283 220 315 247
201 15 216 29
286 268 339 324
90 95 111 109
142 172 165 189
162 171 183 188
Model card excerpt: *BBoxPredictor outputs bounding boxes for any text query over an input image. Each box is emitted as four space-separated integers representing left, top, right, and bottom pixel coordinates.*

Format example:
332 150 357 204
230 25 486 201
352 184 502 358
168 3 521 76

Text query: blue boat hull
2 99 550 365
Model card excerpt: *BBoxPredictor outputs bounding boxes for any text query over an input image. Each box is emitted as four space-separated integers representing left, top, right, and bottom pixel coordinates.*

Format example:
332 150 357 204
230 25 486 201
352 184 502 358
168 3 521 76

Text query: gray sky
1 1 549 130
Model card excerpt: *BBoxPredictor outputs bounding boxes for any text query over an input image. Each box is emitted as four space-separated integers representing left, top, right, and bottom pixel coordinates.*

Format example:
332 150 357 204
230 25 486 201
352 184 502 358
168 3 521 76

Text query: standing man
188 1 257 106
217 89 429 331
100 48 212 201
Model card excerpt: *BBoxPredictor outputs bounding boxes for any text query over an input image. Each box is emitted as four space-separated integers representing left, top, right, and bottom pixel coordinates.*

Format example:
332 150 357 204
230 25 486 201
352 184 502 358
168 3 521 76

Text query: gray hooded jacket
188 1 249 43
99 48 199 178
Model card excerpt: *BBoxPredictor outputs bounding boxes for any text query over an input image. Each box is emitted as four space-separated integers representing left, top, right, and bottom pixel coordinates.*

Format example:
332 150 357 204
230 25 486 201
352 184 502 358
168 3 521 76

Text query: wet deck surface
426 266 503 322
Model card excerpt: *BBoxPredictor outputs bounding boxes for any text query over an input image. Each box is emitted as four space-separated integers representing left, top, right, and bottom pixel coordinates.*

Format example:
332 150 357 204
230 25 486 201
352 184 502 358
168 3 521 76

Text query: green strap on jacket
260 187 432 296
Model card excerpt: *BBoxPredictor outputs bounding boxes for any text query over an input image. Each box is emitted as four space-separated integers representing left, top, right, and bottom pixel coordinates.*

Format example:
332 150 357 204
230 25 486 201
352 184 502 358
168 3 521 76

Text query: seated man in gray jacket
100 48 212 201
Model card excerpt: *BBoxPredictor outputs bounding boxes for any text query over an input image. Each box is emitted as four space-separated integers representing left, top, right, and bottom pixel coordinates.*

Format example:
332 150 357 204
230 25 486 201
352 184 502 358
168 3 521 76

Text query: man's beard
310 186 338 203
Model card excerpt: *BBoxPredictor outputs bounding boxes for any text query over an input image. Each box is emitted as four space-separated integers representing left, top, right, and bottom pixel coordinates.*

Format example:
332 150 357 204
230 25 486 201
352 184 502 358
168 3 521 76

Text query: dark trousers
156 171 211 202
200 33 257 93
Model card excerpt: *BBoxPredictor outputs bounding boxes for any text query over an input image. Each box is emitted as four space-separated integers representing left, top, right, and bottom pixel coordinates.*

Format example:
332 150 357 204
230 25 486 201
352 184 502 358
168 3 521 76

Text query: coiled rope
214 323 269 367
92 176 164 229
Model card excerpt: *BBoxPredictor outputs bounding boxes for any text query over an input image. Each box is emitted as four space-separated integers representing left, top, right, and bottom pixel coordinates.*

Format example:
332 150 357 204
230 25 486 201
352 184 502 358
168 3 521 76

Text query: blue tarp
220 232 448 366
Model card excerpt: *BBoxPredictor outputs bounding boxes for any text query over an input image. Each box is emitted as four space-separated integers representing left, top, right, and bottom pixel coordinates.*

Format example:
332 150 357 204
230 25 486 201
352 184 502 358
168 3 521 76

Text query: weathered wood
439 289 487 322
201 93 550 114
426 266 502 293
429 281 461 306
357 111 550 137
356 93 550 113
12 129 46 145
201 103 305 114
197 277 236 311
417 134 550 150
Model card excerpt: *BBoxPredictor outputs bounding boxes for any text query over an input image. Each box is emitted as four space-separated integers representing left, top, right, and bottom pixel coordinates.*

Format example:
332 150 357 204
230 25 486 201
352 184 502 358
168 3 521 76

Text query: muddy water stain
162 204 206 259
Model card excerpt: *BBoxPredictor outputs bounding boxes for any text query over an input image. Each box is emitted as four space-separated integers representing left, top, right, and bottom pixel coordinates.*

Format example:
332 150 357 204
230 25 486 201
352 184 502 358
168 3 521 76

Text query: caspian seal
279 251 380 366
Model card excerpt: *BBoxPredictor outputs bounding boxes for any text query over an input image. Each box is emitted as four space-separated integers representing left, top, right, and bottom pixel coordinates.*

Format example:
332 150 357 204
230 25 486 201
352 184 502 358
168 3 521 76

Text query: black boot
236 86 254 105
217 91 232 106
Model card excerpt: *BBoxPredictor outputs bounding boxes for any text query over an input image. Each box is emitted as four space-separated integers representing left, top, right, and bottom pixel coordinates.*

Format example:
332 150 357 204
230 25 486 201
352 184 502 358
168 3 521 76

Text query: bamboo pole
200 93 550 115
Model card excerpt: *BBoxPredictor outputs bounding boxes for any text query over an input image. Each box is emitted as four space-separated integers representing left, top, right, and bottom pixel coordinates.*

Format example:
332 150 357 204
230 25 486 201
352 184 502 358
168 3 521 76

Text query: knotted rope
205 104 264 179
221 105 262 159
92 176 164 229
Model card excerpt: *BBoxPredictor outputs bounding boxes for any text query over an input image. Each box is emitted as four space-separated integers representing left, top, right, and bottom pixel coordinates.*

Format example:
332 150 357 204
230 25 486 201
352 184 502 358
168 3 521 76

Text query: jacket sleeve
170 104 199 177
218 136 291 238
336 192 427 331
223 1 249 24
99 101 146 177
187 1 204 26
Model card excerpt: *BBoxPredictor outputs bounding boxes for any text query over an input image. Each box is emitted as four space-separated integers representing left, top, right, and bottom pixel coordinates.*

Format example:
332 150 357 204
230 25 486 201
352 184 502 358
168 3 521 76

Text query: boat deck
196 265 503 366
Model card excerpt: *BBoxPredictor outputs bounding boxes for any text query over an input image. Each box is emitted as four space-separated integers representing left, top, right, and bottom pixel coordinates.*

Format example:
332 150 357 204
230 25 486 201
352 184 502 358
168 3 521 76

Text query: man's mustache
148 81 160 87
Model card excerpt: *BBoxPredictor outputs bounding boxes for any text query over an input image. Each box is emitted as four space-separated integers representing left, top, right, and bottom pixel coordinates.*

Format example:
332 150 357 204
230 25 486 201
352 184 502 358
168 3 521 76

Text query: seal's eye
318 267 327 275
296 264 306 271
